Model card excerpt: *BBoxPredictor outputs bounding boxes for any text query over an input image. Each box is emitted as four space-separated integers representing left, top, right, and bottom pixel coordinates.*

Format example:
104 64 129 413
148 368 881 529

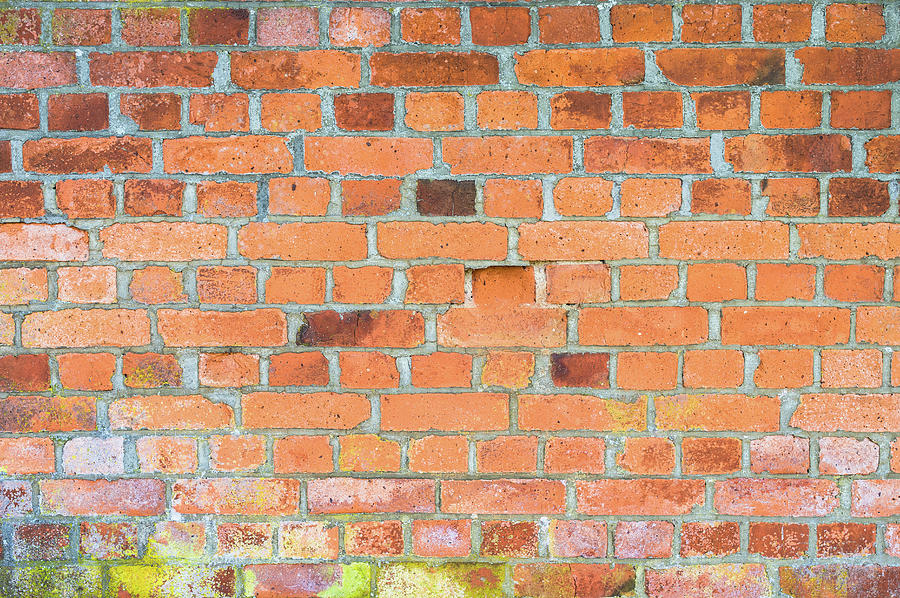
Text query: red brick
268 352 329 386
0 94 39 130
681 522 740 557
53 9 111 45
819 436 879 475
761 90 822 129
57 266 116 304
726 134 851 173
410 352 471 388
243 392 368 429
519 222 648 261
137 437 198 474
546 264 611 304
829 178 889 217
120 8 180 46
261 93 321 132
174 479 298 516
610 4 673 42
756 263 815 301
483 179 542 218
754 4 812 42
656 49 785 86
477 436 538 473
825 264 884 302
0 224 88 262
443 479 565 515
339 435 400 472
539 7 600 44
620 265 679 301
826 3 885 43
329 7 389 47
478 91 538 130
579 307 708 346
409 435 468 473
102 222 226 261
715 478 838 516
0 52 76 89
550 352 609 389
24 137 152 174
684 350 743 388
91 52 217 88
578 479 704 516
379 222 507 261
158 309 285 347
371 52 499 87
482 521 538 558
412 520 470 557
755 349 814 389
750 523 809 558
693 91 750 130
120 93 181 131
189 93 249 132
299 310 423 348
197 181 256 218
280 522 338 559
110 395 233 431
0 9 40 45
617 437 675 475
647 565 769 597
683 437 741 475
48 94 108 132
853 480 900 517
515 48 644 86
401 8 460 45
123 179 184 217
444 136 571 175
339 351 398 389
306 136 431 175
405 92 464 131
831 90 892 130
41 479 164 516
615 521 673 559
620 178 681 217
0 396 96 432
545 438 606 475
585 136 711 174
656 394 780 432
23 309 149 348
682 4 741 42
240 225 365 266
686 263 746 302
274 436 332 474
518 395 646 432
470 7 530 45
335 93 394 131
57 353 114 391
346 521 403 556
231 51 360 89
796 48 900 85
798 223 900 259
188 9 249 45
552 177 614 216
308 478 435 514
0 181 43 218
0 437 54 474
617 352 677 390
791 394 900 433
721 306 850 345
550 91 612 130
382 393 508 431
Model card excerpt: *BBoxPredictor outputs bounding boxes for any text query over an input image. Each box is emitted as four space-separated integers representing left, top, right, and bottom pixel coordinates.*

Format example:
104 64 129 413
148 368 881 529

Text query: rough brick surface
0 1 898 596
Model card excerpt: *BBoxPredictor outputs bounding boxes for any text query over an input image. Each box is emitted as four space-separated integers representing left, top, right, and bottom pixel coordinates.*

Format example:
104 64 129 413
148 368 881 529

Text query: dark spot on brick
335 93 394 131
417 179 476 216
828 177 889 217
298 310 374 346
550 353 610 388
188 9 250 45
0 181 43 218
550 91 612 129
0 354 50 392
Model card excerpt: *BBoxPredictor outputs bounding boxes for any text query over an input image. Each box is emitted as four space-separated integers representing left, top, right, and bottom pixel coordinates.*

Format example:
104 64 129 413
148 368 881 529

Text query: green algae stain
0 566 102 598
377 563 505 598
320 563 371 598
108 566 235 598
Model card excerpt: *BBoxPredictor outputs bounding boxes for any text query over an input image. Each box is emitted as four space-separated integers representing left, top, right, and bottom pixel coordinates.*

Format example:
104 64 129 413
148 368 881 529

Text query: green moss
377 563 505 598
108 566 234 598
0 566 102 598
320 564 371 598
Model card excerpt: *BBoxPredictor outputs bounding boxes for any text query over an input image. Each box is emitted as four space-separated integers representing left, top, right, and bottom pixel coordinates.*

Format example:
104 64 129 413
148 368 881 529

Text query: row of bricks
0 562 898 598
3 517 900 562
2 262 899 306
4 392 900 435
1 88 896 133
2 432 899 477
5 345 900 392
3 305 900 347
4 221 900 263
1 562 897 598
0 4 894 48
2 135 897 176
1 47 899 90
2 175 897 220
2 476 899 517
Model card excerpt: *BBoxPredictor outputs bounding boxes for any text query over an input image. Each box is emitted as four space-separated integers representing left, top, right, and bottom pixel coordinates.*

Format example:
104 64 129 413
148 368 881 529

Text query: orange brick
260 93 321 132
553 177 614 217
682 4 741 42
410 352 472 388
483 179 542 218
209 435 266 472
761 91 822 129
197 266 256 305
619 265 678 301
623 92 682 129
477 436 538 473
617 352 677 390
401 8 460 45
755 263 816 301
409 435 468 473
339 351 399 389
477 91 538 130
57 352 115 391
265 267 326 304
546 264 611 304
617 438 676 475
405 92 464 132
329 7 389 47
824 264 883 302
763 178 820 217
333 266 393 304
691 178 751 215
826 3 885 43
189 93 249 132
137 437 198 474
197 181 257 218
686 263 747 302
610 4 673 42
405 264 464 304
620 178 681 217
339 435 401 472
821 349 882 389
481 351 535 389
539 6 600 44
470 7 530 45
755 349 814 389
693 91 750 130
274 436 332 474
831 91 892 130
57 266 116 304
683 437 741 475
550 91 611 130
342 179 401 216
684 350 744 388
268 177 330 216
199 353 259 388
545 437 606 475
754 4 812 42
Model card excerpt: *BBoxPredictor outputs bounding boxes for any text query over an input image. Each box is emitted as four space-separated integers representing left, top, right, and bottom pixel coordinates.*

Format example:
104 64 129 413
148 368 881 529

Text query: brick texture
0 2 898 596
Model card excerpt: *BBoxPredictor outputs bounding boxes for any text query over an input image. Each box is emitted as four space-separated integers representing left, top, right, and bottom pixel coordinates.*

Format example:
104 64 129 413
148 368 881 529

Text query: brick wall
0 1 898 596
